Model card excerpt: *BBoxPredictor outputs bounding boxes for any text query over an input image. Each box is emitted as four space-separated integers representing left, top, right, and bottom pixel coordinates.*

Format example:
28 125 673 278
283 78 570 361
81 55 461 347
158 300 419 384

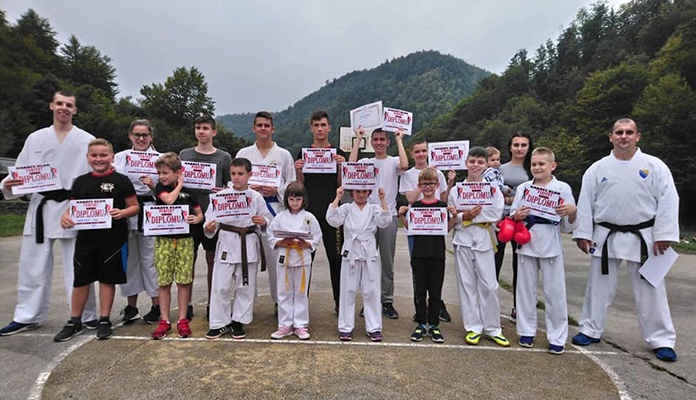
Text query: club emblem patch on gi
601 177 608 183
304 217 311 226
100 183 115 193
639 169 649 179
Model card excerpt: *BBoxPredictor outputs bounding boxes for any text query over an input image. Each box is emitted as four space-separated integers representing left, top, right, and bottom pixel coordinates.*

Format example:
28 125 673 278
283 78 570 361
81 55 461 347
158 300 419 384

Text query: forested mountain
217 51 490 155
416 0 696 224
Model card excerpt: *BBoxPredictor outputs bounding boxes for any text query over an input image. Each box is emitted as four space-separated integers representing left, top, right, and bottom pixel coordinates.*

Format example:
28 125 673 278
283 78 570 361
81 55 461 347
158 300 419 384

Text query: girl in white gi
203 158 273 340
327 186 391 342
448 147 509 347
268 182 322 340
510 147 577 354
114 119 161 325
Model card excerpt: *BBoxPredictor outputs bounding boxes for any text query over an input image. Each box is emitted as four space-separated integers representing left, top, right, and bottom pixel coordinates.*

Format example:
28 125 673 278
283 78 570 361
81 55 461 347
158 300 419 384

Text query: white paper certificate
273 230 312 240
249 163 282 187
69 199 113 230
123 150 159 176
350 101 383 131
181 161 217 190
406 207 448 236
454 182 494 209
301 148 337 174
8 163 61 195
639 247 679 288
382 107 413 135
143 205 190 236
519 185 562 222
209 191 253 219
341 162 377 190
428 141 469 170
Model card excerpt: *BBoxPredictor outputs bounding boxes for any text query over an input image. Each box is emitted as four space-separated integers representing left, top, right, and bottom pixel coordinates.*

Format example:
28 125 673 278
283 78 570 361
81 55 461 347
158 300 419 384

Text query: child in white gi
203 158 273 340
327 186 391 342
510 147 577 354
449 146 509 347
268 181 322 340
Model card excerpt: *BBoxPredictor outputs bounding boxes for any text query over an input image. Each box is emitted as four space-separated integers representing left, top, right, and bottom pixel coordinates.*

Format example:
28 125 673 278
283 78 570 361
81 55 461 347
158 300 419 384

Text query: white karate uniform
572 149 679 349
327 202 391 334
511 177 577 346
1 126 97 324
448 183 504 336
236 143 297 304
268 210 322 328
204 188 273 328
114 148 160 299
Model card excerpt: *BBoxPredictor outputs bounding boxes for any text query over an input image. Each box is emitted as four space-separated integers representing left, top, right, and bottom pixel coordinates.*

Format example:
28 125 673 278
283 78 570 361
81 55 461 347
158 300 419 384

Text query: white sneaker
271 325 294 339
294 326 310 340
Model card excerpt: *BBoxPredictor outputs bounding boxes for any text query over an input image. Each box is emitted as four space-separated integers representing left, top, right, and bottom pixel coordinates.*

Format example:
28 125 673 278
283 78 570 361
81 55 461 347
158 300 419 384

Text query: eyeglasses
613 130 636 136
419 182 438 187
131 133 152 139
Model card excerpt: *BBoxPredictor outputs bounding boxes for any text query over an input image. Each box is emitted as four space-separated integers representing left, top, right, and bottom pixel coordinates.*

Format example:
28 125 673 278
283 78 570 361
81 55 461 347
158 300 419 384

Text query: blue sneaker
548 344 565 355
518 336 534 348
571 332 600 346
0 321 40 336
654 347 677 362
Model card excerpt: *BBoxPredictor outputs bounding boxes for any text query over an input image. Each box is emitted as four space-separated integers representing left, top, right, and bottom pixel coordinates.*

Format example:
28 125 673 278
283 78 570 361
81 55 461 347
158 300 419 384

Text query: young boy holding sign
509 147 577 354
399 168 457 342
54 139 139 341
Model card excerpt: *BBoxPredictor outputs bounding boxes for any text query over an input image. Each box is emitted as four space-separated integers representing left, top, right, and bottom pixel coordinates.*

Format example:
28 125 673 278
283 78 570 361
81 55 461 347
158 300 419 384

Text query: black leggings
495 240 518 308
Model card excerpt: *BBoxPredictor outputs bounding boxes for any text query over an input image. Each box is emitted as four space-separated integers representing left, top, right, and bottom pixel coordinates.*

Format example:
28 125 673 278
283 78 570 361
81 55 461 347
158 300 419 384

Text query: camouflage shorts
155 236 194 286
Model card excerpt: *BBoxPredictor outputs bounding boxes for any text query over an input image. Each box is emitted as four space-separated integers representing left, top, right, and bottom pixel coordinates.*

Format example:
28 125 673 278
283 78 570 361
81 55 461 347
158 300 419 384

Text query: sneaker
96 320 113 340
177 319 192 338
152 320 172 340
359 307 364 318
54 321 83 342
186 305 194 321
487 334 511 347
0 321 41 336
429 326 445 343
654 347 677 362
294 327 310 340
382 303 399 319
519 336 535 348
439 304 452 323
142 305 161 324
465 331 481 345
410 324 427 342
120 305 140 325
84 319 99 330
231 321 246 339
548 344 565 355
271 326 294 340
571 332 600 346
510 307 516 323
367 331 383 342
205 324 231 340
339 331 353 341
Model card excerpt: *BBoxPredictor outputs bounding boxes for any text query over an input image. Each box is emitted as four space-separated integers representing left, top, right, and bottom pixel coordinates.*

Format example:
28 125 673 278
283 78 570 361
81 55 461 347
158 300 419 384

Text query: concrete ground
0 232 694 399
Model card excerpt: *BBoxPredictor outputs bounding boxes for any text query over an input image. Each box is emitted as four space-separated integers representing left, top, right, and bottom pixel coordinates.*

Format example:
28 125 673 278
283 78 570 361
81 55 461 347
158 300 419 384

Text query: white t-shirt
359 156 403 216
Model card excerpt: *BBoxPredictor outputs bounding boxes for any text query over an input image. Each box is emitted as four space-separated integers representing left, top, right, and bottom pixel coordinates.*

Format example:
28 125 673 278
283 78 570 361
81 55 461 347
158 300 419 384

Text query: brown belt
219 224 266 286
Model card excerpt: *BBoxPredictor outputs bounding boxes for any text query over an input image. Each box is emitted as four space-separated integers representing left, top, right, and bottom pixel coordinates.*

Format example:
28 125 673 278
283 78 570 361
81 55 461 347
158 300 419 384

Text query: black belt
597 219 655 275
136 195 154 231
36 189 72 244
219 224 266 286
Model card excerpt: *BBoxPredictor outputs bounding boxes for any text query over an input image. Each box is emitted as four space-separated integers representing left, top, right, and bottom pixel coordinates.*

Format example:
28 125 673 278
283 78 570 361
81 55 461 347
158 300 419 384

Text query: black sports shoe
97 320 113 340
54 320 83 342
206 324 231 340
142 305 161 324
439 303 452 323
186 305 194 321
120 305 140 324
83 319 99 330
429 325 445 343
410 324 427 342
231 321 246 339
382 303 399 319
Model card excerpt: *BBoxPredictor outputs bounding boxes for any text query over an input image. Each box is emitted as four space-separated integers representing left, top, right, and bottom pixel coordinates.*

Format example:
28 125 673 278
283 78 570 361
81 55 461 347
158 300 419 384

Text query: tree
60 35 118 99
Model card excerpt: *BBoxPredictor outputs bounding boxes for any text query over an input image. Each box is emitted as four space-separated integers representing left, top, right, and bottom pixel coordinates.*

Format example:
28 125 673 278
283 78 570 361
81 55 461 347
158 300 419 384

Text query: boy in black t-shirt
54 139 139 342
398 167 457 343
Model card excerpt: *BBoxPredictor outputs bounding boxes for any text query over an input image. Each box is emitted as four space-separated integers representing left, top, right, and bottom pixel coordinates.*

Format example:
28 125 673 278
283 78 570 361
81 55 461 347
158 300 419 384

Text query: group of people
0 90 680 363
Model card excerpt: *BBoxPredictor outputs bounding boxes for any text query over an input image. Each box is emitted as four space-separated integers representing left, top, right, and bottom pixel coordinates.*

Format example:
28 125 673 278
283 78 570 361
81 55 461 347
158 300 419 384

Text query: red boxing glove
496 217 516 243
513 220 532 245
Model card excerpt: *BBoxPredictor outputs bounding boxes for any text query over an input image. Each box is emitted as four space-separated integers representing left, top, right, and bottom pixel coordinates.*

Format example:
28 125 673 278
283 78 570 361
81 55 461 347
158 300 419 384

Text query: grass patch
674 230 696 254
0 214 25 237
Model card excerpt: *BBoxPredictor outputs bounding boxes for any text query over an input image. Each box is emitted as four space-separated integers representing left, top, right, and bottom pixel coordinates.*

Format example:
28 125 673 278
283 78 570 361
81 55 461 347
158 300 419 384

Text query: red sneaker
152 320 171 340
177 319 191 338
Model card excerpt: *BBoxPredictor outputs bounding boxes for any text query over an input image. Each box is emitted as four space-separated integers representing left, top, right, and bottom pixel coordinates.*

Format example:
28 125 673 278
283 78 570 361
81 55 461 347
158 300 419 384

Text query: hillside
217 50 490 155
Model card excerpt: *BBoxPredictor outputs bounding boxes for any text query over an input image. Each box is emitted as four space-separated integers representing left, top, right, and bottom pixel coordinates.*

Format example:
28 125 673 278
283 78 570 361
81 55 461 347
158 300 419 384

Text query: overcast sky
3 0 629 115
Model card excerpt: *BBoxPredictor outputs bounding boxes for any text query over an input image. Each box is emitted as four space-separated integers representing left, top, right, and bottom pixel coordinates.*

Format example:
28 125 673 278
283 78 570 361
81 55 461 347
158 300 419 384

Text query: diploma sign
249 163 282 187
520 185 563 222
8 163 61 195
428 141 469 170
124 150 159 176
382 107 414 135
143 205 190 236
209 191 253 219
301 148 337 174
407 207 448 236
69 199 113 230
181 161 216 190
454 182 495 209
273 230 312 240
350 101 383 131
341 162 377 190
